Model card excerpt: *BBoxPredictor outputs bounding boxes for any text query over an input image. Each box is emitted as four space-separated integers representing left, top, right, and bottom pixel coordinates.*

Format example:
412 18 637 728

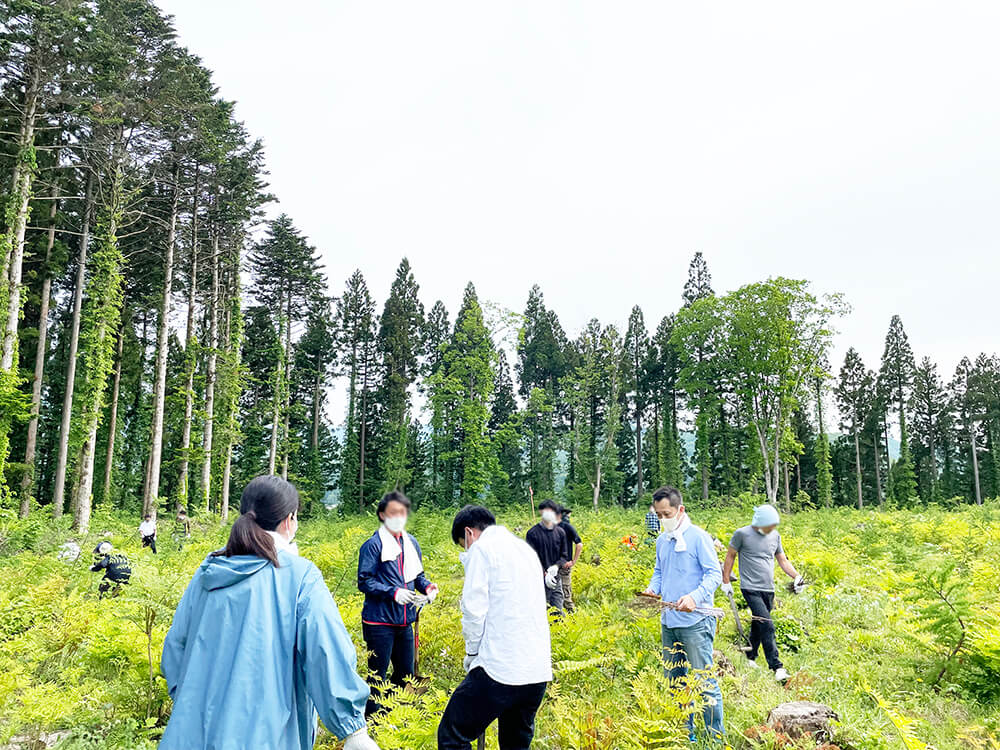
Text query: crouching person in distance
90 542 131 598
160 475 379 750
643 486 724 743
357 490 438 717
438 505 552 750
721 503 803 683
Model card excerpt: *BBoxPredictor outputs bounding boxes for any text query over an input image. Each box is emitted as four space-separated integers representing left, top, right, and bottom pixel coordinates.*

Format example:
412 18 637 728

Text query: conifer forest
1 2 999 749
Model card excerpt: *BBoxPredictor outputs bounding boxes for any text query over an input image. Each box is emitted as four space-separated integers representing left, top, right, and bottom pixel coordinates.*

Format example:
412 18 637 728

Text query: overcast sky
157 1 999 425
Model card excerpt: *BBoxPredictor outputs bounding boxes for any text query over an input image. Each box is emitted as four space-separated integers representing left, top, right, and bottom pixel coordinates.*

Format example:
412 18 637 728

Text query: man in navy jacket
357 490 438 716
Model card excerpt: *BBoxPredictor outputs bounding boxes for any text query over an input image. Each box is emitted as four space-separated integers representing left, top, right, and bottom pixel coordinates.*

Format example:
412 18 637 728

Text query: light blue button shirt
647 523 723 628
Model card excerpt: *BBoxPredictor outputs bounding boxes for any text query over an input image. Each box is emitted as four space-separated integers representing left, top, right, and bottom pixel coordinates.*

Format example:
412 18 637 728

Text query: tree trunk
359 369 368 512
20 181 59 515
52 175 94 517
592 461 601 510
142 166 179 515
221 436 234 522
872 427 884 507
1 64 41 372
268 359 280 475
177 179 199 502
281 295 291 479
783 460 791 511
700 432 710 500
969 420 982 505
72 157 125 534
927 405 938 499
200 234 219 511
853 426 864 509
635 403 643 500
72 425 99 533
312 369 321 451
100 324 125 505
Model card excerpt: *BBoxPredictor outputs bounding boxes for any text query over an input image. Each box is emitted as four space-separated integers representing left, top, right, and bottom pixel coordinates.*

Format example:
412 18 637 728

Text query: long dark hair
213 475 300 567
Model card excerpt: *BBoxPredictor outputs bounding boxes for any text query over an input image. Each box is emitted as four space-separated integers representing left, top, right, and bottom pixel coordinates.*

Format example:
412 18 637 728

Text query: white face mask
384 516 407 534
459 529 476 565
756 527 767 535
662 515 680 533
541 509 558 525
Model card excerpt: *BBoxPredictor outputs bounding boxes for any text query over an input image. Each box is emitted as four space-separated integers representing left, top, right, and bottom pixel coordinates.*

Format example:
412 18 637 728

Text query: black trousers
141 535 157 554
438 667 547 750
362 622 414 717
742 589 782 670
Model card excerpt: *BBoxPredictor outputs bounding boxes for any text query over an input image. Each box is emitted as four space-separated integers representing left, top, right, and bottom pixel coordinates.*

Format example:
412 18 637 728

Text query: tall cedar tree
880 315 918 503
377 258 425 492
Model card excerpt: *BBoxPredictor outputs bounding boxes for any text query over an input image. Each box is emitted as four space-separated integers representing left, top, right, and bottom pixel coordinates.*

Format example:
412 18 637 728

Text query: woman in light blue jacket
160 475 379 750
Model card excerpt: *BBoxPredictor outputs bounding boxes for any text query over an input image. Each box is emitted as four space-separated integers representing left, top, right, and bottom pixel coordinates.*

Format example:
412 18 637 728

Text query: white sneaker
775 667 790 682
747 658 761 669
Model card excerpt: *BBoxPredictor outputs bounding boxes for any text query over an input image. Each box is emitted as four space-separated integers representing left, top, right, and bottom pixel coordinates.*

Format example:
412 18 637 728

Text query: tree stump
767 701 838 739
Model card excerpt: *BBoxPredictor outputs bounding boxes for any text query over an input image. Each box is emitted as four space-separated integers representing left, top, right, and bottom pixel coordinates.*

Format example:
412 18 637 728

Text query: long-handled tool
634 591 727 619
725 589 752 653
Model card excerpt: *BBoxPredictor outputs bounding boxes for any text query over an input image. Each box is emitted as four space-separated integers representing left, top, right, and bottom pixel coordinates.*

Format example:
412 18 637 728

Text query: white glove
720 582 733 596
544 565 559 589
791 575 806 594
394 588 416 605
464 653 477 672
425 585 438 603
343 727 380 750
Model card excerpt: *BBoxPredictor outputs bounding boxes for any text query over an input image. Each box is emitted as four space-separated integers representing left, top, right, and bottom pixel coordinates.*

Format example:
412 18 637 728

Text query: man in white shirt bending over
139 514 157 554
438 505 553 750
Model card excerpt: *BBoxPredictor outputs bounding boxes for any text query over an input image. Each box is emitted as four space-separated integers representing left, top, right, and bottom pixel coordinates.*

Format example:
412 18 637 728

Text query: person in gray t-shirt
720 504 802 682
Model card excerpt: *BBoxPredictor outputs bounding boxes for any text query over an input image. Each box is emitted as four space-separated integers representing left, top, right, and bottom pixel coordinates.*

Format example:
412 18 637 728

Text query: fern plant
905 562 972 688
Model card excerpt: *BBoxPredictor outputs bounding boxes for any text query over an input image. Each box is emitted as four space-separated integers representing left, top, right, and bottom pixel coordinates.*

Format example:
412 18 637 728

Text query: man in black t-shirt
90 542 132 599
525 500 568 613
556 506 583 612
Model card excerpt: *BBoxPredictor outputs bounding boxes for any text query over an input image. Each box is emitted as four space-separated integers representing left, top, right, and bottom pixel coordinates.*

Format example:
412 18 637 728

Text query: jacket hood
200 554 272 590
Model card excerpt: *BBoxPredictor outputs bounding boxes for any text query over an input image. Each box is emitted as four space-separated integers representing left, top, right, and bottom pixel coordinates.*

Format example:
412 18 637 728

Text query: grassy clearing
1 501 998 749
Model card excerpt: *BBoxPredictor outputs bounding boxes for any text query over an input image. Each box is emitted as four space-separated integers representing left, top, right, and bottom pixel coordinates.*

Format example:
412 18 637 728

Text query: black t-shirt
525 523 568 571
91 553 132 583
559 520 581 560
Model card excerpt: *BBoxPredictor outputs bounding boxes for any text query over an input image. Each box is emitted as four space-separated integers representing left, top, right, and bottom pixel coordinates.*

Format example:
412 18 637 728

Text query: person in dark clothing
524 500 568 613
357 490 438 717
556 506 582 613
173 507 191 549
90 542 132 598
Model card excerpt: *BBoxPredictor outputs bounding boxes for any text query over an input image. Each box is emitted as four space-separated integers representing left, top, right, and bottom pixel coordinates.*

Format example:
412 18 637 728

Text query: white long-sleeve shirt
461 524 553 686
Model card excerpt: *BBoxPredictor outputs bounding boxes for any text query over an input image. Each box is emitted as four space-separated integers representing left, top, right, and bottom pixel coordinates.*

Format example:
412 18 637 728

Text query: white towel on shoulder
666 514 692 552
378 525 424 583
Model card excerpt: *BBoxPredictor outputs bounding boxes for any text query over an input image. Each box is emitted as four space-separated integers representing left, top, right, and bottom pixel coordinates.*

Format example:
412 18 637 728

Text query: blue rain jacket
160 550 369 750
357 531 433 626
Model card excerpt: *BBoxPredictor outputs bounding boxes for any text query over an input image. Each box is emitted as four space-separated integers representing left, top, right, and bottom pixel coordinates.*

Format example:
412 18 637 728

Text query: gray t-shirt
729 525 784 592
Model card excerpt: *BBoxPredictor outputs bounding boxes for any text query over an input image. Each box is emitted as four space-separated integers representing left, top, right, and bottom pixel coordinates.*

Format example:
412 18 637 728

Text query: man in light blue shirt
644 486 724 743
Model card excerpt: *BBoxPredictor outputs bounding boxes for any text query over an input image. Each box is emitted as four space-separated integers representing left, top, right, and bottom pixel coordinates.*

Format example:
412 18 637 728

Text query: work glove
412 593 429 608
464 653 477 672
343 727 380 750
544 565 559 589
425 584 438 603
790 575 806 594
394 588 416 605
720 582 734 596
